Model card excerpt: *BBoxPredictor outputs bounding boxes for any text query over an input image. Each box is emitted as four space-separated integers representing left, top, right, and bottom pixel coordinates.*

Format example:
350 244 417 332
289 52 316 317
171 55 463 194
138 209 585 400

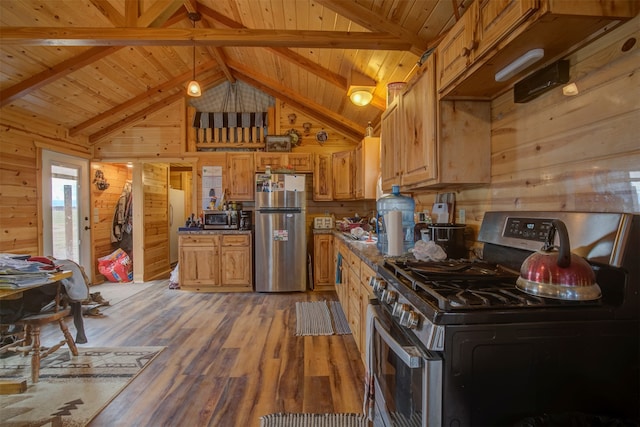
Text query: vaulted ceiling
0 0 471 143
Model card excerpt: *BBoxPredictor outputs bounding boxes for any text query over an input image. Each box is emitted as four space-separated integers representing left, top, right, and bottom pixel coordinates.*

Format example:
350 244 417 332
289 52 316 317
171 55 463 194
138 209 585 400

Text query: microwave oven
203 210 238 230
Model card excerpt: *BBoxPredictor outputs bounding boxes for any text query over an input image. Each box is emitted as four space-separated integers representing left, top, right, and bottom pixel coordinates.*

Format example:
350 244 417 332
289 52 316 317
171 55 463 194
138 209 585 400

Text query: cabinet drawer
179 235 220 246
222 234 250 246
360 263 376 290
348 251 360 274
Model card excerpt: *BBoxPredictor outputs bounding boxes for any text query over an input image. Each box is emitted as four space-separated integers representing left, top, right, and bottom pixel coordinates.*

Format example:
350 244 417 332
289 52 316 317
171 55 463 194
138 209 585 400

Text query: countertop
178 228 252 235
328 230 386 271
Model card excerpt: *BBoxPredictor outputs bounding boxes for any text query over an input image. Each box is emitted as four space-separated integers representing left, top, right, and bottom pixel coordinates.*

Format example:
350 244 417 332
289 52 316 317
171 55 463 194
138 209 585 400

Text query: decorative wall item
316 129 328 145
302 122 312 135
288 113 297 125
93 169 110 190
286 128 302 146
266 135 292 152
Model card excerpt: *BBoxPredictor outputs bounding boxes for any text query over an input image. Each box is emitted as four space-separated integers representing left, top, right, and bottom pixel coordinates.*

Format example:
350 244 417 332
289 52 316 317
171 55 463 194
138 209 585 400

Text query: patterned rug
260 413 368 426
0 346 164 426
295 301 351 336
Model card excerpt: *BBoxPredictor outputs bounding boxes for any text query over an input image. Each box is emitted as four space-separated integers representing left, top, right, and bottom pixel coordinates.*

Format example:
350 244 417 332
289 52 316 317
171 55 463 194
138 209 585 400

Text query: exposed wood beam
192 11 235 83
0 28 412 50
227 60 364 141
198 4 348 92
315 0 428 56
125 1 138 27
71 60 222 136
138 0 184 28
0 46 123 108
88 0 125 27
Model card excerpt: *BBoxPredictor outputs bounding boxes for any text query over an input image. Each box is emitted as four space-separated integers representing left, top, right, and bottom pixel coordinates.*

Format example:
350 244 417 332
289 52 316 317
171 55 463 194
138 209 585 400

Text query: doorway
41 150 92 278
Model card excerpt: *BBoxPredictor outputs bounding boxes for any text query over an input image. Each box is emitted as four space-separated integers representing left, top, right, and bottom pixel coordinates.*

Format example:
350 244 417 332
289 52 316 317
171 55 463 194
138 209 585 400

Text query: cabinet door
437 1 477 93
313 153 333 201
227 153 255 201
332 150 354 200
401 55 437 186
179 235 220 287
380 101 402 192
287 153 313 172
221 246 252 287
255 153 285 172
474 0 538 61
313 234 334 289
354 142 365 199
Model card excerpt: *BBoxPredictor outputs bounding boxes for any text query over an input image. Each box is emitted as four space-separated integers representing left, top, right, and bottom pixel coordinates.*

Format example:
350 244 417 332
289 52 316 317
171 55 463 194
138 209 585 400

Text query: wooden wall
413 14 640 250
142 163 171 281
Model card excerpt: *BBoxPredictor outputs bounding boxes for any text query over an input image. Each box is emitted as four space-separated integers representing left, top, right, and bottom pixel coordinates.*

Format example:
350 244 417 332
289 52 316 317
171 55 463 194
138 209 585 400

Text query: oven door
370 304 442 427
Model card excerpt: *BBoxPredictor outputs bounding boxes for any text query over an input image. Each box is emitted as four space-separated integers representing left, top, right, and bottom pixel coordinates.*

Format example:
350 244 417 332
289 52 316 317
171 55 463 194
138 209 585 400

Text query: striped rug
260 413 367 426
294 301 351 336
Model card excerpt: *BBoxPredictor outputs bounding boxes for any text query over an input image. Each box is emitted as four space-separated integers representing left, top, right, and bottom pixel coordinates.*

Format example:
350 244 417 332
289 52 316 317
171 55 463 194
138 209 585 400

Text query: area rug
260 413 368 427
0 346 164 426
295 301 351 336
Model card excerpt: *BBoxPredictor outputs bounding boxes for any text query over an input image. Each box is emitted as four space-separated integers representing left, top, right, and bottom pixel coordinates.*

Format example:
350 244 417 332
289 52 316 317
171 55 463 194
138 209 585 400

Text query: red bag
98 249 133 282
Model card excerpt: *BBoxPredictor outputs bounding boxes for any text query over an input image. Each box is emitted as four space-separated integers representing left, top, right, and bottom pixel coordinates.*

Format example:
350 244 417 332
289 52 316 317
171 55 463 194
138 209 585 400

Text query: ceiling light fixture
187 12 202 97
347 69 376 107
495 48 545 82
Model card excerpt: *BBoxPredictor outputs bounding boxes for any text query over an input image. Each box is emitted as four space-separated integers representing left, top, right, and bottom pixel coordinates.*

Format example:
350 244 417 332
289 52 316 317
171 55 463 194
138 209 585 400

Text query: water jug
376 185 415 255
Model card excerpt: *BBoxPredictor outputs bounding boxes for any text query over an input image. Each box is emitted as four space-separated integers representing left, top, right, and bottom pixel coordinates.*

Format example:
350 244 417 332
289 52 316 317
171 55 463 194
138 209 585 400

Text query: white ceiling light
495 48 545 82
187 12 202 97
347 69 376 107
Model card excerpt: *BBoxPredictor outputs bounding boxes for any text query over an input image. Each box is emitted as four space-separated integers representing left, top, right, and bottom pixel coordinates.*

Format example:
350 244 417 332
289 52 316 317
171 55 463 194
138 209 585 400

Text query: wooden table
0 270 73 394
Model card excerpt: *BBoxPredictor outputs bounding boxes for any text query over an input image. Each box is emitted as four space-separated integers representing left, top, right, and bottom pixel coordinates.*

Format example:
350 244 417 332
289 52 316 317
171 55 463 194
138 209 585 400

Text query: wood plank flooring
39 282 366 427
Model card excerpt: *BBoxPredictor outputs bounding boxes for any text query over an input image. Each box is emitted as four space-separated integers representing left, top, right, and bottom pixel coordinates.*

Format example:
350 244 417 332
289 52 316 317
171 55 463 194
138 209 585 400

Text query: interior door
169 188 185 264
41 150 92 278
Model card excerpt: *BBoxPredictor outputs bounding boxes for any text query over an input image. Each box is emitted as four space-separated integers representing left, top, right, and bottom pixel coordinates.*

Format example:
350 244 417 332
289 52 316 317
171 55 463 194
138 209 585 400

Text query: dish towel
335 252 343 283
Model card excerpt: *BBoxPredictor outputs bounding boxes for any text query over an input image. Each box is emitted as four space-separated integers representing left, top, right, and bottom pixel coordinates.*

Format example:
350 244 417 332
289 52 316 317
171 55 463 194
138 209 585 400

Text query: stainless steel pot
516 219 601 301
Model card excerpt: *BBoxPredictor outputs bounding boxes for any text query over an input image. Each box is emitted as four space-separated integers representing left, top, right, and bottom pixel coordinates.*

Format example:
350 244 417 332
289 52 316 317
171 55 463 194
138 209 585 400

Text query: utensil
516 219 601 301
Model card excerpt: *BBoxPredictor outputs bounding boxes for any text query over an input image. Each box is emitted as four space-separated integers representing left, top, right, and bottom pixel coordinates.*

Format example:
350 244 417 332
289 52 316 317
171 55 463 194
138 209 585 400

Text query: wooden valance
193 111 268 150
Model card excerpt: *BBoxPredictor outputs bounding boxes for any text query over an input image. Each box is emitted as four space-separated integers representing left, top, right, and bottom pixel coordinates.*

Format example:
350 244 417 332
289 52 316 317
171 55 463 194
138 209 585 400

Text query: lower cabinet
313 233 335 291
179 232 252 292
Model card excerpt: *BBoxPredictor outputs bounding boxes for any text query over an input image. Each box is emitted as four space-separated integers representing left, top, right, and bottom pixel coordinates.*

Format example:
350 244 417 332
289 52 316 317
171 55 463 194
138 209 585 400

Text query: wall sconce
495 48 545 82
348 69 376 107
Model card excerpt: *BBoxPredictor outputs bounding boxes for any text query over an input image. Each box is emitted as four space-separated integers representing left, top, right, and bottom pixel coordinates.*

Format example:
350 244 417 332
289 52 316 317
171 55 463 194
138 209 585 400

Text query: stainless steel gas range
369 211 639 427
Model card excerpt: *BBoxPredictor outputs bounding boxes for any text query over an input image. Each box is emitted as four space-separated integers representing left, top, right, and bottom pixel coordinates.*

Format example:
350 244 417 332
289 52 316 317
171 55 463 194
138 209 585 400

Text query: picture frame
265 135 292 152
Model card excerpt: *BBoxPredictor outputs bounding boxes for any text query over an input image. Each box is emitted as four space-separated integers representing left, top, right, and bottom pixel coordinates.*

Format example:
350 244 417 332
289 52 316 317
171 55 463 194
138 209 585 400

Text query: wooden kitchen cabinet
401 57 437 187
380 98 403 191
354 137 380 199
380 53 490 192
226 153 254 201
179 232 253 292
220 234 252 288
255 153 312 173
313 153 333 201
332 150 354 200
439 0 637 99
313 233 334 291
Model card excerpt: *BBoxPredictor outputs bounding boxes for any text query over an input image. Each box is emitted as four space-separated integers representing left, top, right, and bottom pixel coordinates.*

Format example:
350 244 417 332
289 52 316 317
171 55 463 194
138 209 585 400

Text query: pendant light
187 12 202 97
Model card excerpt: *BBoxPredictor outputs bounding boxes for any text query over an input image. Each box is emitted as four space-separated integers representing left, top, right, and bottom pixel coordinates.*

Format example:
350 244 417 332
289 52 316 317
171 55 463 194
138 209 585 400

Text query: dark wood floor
40 281 366 427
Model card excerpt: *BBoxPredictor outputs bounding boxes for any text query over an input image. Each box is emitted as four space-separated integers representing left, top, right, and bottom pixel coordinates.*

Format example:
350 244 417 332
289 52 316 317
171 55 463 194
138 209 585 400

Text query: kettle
516 219 601 301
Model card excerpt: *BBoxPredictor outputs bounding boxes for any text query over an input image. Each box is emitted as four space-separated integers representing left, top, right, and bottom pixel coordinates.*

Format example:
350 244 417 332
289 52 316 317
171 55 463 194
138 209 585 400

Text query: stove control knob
383 290 398 305
400 309 419 329
392 303 409 318
373 279 387 293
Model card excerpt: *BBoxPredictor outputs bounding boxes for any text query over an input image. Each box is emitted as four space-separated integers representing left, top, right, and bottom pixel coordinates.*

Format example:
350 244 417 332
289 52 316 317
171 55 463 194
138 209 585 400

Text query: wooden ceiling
0 0 471 144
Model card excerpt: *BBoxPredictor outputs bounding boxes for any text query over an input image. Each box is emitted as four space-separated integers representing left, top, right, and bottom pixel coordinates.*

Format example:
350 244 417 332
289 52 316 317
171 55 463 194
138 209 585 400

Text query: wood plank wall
413 15 640 253
143 163 171 281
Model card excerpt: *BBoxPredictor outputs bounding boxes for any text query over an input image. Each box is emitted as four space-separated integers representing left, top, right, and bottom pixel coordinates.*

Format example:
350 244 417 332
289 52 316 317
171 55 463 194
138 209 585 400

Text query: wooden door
332 150 354 200
220 234 252 288
402 55 437 187
226 153 255 201
179 235 220 288
313 233 334 290
437 1 477 93
474 0 538 61
287 153 313 172
380 101 402 192
313 153 333 201
143 163 171 281
255 153 285 172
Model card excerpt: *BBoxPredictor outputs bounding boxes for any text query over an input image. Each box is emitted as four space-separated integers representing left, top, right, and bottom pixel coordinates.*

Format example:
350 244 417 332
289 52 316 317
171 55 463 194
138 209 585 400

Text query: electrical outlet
459 209 466 224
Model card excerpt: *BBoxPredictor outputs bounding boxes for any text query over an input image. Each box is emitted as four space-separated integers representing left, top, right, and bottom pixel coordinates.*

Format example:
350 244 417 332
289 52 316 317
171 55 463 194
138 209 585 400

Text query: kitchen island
178 229 253 292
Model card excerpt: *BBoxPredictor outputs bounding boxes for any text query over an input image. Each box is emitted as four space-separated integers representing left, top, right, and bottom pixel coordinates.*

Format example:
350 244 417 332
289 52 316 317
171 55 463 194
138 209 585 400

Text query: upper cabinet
255 153 312 173
226 153 255 201
313 153 333 201
332 150 354 200
438 0 638 99
381 53 491 192
354 137 380 200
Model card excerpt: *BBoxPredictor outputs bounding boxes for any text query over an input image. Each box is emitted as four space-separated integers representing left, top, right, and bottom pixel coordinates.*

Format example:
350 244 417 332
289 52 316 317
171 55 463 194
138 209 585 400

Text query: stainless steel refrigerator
254 173 307 292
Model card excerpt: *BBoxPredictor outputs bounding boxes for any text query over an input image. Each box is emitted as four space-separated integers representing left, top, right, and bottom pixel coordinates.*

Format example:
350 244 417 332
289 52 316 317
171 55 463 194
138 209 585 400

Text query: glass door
41 150 91 278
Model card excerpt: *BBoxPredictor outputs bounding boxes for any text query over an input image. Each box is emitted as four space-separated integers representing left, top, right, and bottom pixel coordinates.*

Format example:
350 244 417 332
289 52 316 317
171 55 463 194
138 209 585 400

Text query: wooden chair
13 282 79 383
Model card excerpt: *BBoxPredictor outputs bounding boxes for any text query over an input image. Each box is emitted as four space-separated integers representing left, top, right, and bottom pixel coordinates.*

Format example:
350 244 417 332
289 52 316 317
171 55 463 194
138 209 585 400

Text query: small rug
295 301 351 336
260 413 368 427
0 346 164 426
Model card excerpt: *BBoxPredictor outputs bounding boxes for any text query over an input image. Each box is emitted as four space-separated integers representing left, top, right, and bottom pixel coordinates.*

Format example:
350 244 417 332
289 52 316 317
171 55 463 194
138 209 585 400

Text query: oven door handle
373 316 423 368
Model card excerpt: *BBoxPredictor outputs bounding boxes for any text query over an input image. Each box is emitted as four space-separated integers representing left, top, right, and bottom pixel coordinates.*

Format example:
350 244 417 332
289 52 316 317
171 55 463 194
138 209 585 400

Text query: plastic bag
169 263 179 289
411 240 447 261
98 248 133 282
